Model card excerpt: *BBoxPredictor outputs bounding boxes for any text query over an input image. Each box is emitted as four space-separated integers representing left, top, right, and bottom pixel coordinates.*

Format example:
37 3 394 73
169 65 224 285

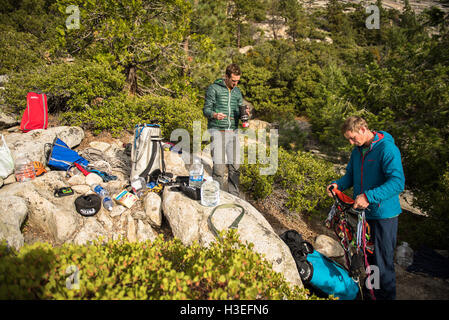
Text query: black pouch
175 175 189 184
75 194 101 217
179 183 201 200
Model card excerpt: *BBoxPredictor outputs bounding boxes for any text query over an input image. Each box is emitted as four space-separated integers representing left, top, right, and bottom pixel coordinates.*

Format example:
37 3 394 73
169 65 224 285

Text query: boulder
71 184 90 194
3 174 16 185
143 192 162 227
0 127 163 249
72 218 109 245
0 111 19 130
67 174 86 186
248 119 272 131
89 141 111 153
163 150 189 176
85 172 103 186
400 190 425 216
162 187 303 288
0 171 83 244
0 195 28 250
239 45 253 54
126 213 137 242
136 220 158 242
314 234 345 258
110 204 127 218
5 126 84 164
29 172 82 243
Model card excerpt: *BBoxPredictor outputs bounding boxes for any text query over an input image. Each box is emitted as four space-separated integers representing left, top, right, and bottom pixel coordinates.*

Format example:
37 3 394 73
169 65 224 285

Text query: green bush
64 93 206 138
0 231 315 300
406 163 449 249
241 147 336 215
3 59 125 113
0 26 43 74
0 0 62 74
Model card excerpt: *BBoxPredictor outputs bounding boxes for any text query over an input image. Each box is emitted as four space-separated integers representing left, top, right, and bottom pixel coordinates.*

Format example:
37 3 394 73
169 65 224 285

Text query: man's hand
326 183 338 197
353 194 369 209
213 112 227 120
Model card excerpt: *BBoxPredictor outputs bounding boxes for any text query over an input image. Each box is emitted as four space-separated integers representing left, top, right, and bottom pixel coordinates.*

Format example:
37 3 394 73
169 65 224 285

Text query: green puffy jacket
203 78 243 130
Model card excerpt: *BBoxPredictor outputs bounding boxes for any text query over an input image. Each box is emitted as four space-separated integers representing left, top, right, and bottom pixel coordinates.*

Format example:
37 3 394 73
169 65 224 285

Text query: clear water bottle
201 177 220 207
189 157 204 188
396 241 414 268
92 184 114 211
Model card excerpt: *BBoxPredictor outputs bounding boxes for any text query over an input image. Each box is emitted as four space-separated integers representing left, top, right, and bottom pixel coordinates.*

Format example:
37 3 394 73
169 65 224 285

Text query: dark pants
367 216 398 300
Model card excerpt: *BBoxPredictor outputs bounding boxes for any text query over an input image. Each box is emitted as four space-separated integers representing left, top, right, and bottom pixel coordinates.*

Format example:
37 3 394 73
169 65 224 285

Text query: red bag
20 92 48 132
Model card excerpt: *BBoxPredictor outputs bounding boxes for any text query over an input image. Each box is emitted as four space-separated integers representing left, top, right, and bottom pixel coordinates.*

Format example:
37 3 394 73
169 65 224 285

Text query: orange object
333 187 355 205
33 161 47 177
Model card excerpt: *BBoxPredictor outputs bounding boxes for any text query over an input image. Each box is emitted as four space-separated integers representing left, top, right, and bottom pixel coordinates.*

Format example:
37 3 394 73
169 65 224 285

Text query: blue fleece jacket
334 131 405 220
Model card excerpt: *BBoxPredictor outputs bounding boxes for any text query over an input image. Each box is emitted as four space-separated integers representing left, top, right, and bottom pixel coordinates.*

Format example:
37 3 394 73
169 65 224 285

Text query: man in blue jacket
327 116 405 300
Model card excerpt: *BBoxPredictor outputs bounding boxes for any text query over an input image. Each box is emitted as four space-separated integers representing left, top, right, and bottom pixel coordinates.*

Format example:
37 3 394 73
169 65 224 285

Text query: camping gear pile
39 122 185 214
2 92 226 216
2 92 187 216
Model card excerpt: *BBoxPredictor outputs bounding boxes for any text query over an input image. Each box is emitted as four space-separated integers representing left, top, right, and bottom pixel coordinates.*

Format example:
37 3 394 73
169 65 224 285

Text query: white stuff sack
0 134 14 178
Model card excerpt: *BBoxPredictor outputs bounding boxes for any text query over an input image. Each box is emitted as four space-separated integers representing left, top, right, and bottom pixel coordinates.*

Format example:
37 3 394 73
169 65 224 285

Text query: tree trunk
125 65 138 96
271 18 278 40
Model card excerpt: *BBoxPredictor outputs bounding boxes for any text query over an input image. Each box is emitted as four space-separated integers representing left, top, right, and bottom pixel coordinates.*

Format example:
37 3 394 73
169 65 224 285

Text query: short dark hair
225 63 241 77
341 116 368 134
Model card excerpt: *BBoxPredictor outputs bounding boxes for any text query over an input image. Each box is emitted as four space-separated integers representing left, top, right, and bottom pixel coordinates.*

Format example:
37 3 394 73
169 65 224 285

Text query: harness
325 186 376 300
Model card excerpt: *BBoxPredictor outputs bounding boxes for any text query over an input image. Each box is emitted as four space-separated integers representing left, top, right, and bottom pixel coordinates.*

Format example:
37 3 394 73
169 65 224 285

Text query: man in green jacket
203 63 249 196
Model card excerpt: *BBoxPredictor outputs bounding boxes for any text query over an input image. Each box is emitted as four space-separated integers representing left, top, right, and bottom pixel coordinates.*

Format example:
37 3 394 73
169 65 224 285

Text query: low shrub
3 59 125 114
241 147 337 216
63 93 206 138
0 231 315 300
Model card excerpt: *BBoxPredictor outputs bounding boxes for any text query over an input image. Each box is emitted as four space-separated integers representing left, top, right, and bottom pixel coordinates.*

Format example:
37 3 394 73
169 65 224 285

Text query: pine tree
56 0 195 96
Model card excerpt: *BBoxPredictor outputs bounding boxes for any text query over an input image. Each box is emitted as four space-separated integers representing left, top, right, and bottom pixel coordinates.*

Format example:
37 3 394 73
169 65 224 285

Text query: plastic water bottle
189 157 204 188
201 177 220 207
92 184 114 211
396 241 414 268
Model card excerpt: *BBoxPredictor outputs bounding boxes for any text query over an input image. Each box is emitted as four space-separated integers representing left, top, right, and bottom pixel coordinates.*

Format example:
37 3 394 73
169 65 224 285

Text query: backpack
20 92 48 132
130 124 165 182
280 230 359 300
45 137 89 171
